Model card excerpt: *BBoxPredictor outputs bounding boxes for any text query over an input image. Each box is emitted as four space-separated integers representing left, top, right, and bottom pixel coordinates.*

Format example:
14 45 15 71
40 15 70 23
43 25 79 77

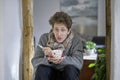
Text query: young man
31 11 84 80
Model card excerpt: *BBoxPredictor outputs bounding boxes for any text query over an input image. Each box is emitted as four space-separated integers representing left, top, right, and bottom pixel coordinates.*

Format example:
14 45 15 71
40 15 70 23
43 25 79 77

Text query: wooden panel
80 60 95 80
106 0 111 80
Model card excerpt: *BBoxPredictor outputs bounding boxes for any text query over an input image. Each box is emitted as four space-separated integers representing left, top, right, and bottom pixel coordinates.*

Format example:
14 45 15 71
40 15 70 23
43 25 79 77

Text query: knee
63 65 80 80
36 65 46 73
35 65 52 77
64 65 80 76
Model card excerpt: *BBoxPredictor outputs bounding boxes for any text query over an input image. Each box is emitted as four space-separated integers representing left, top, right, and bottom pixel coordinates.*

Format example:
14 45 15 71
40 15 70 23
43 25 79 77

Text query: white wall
98 0 106 36
111 0 120 80
33 0 60 45
33 0 106 45
1 0 22 80
0 0 4 79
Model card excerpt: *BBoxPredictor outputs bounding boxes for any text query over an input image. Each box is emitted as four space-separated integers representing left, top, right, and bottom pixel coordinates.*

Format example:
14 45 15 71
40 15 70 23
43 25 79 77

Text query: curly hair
49 11 72 30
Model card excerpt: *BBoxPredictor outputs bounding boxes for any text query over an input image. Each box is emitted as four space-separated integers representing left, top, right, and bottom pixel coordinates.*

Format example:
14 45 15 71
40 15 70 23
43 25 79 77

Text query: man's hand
43 47 55 57
48 56 65 64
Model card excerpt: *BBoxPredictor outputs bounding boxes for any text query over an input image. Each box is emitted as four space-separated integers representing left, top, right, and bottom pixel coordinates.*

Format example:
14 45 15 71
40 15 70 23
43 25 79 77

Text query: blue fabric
35 65 80 80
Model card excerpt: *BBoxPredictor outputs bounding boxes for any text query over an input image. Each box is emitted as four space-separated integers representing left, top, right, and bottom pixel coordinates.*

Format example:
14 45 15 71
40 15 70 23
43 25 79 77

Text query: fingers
48 56 65 64
43 47 53 56
49 59 59 64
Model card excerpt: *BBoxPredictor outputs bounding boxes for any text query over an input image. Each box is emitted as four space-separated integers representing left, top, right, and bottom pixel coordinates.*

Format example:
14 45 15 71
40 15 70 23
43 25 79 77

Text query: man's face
53 23 70 43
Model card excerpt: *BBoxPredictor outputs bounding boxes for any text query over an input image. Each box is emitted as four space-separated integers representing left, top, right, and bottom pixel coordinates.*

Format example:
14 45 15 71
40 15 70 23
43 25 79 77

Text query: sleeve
31 33 50 68
60 39 84 70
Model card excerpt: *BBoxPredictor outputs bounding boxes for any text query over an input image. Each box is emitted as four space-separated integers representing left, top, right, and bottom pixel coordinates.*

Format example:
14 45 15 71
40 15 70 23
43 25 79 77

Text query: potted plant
88 48 106 80
85 41 96 55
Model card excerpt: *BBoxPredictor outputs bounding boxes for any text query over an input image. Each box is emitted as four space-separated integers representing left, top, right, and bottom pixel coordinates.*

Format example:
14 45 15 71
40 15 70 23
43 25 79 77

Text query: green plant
89 48 106 80
85 41 96 50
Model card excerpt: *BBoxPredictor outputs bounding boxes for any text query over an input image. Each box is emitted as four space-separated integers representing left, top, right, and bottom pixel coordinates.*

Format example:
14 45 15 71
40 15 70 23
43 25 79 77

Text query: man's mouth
57 37 62 40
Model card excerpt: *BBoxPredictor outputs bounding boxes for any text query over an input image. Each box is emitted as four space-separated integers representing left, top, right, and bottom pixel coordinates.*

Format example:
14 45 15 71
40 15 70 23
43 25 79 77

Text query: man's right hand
43 47 55 57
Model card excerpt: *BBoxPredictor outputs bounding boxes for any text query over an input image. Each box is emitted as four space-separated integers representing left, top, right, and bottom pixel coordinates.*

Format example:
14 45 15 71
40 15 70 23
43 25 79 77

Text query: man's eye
61 29 66 31
54 29 59 31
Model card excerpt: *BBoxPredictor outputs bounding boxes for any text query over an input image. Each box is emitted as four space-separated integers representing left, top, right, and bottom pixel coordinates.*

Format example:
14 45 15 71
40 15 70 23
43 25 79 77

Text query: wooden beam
106 0 111 80
22 0 34 80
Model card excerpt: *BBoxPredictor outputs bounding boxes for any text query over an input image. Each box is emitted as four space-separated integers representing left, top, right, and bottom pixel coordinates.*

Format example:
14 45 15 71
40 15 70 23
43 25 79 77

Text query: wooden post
22 0 34 80
106 0 111 80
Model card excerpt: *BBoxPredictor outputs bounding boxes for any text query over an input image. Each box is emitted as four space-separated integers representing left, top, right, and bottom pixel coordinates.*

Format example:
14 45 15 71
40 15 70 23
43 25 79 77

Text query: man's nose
58 31 61 36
